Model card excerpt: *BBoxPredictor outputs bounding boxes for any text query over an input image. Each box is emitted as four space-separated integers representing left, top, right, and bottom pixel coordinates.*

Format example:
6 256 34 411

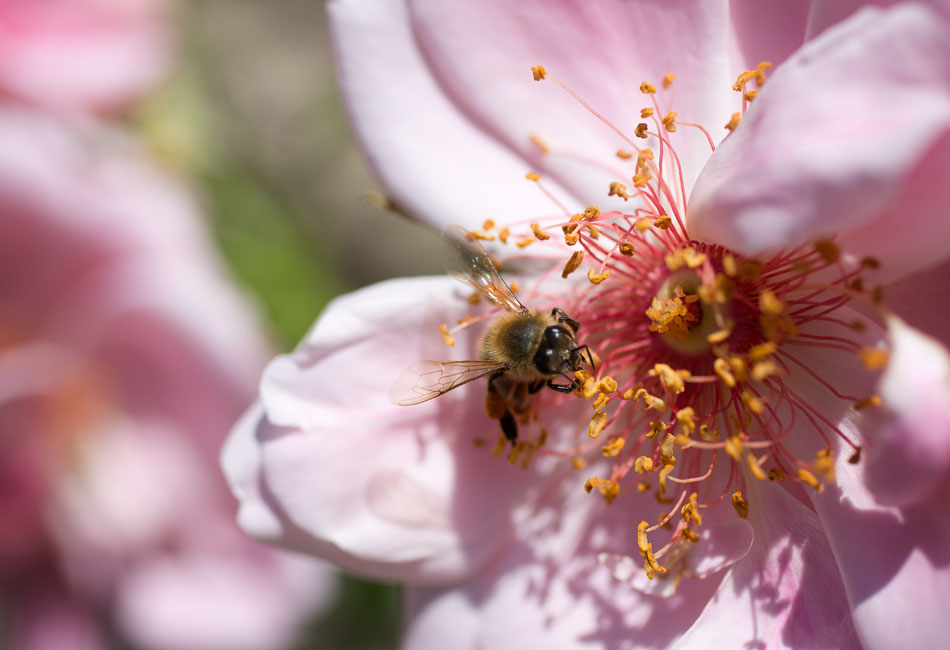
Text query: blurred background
1 0 440 648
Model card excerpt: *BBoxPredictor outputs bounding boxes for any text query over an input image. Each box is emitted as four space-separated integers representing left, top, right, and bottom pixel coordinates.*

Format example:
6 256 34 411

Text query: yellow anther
530 222 550 240
598 377 619 394
658 463 676 493
713 357 736 387
571 457 587 470
855 395 882 410
635 217 652 232
507 441 526 466
582 377 599 399
531 65 547 81
485 390 506 419
616 149 634 160
647 420 667 439
649 363 689 394
759 289 784 315
681 493 702 526
725 435 744 461
525 172 542 181
729 355 749 383
584 225 600 239
814 449 836 482
751 359 780 381
643 393 667 413
858 347 889 370
814 239 840 263
748 342 778 362
498 226 510 244
633 171 653 187
491 433 508 456
647 289 699 342
654 215 672 229
439 323 455 347
619 241 636 257
681 527 700 543
731 491 749 519
747 453 767 481
743 89 759 102
640 107 654 118
598 481 620 504
584 476 600 493
589 412 608 439
509 282 520 293
564 231 579 246
467 230 495 241
699 423 720 442
482 219 495 231
529 133 550 154
592 392 609 411
640 82 656 94
637 148 655 166
583 205 601 219
562 250 584 278
676 407 697 436
635 456 655 473
468 292 481 304
861 256 881 269
754 61 772 86
637 480 651 492
574 369 593 384
608 181 630 200
732 70 756 91
768 467 786 482
662 111 678 132
707 327 733 344
797 468 823 491
602 436 626 457
662 72 676 88
872 286 884 303
725 112 741 131
741 389 765 414
588 268 610 285
722 254 763 282
635 122 649 139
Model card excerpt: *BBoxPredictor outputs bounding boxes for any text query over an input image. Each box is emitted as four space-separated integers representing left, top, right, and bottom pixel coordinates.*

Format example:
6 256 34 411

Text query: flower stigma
444 63 892 583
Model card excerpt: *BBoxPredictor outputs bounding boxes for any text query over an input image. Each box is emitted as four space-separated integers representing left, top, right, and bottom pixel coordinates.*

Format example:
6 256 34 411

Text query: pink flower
223 1 950 649
0 108 334 650
0 0 172 114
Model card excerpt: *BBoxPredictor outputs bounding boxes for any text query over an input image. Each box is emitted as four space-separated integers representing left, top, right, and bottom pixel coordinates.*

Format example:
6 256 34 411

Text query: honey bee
389 226 594 442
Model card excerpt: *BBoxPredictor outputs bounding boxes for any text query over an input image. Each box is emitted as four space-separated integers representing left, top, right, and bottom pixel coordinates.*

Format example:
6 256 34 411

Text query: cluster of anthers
438 63 890 581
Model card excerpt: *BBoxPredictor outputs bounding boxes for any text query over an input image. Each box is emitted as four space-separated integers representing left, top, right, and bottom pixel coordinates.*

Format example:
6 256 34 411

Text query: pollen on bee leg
439 324 455 347
589 412 608 438
485 390 506 419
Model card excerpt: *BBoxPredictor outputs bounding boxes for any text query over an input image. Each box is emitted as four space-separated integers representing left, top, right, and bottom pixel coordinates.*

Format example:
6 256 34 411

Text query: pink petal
328 0 578 230
813 457 950 650
673 481 860 650
861 316 950 507
224 277 553 584
688 4 950 281
407 0 810 201
404 487 721 650
0 0 171 114
881 256 950 350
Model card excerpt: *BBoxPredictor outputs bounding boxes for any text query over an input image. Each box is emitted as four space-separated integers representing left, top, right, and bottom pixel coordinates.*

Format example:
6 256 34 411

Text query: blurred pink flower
0 108 334 650
224 1 950 649
0 0 172 114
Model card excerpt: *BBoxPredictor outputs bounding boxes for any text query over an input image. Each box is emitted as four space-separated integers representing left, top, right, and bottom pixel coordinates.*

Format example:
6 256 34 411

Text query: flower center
451 64 890 583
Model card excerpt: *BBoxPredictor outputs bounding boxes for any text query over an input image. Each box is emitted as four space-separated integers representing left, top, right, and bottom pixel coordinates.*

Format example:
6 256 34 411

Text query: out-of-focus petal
882 255 950 350
408 0 809 202
688 4 950 281
327 0 577 230
673 481 860 650
0 0 171 114
225 277 555 584
861 316 950 507
813 458 950 650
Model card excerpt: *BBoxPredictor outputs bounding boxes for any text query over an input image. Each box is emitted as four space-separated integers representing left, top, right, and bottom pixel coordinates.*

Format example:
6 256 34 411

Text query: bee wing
389 359 506 406
443 225 527 314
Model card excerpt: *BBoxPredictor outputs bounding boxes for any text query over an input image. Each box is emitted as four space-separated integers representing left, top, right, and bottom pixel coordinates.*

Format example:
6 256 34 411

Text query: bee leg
546 379 577 393
574 344 596 373
551 308 580 333
499 410 518 442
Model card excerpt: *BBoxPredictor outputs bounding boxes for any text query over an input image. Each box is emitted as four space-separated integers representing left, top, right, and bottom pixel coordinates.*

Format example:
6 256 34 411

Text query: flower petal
673 481 861 650
688 4 950 281
813 457 950 650
327 0 577 230
882 257 950 349
224 277 552 584
407 0 810 200
861 316 950 507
